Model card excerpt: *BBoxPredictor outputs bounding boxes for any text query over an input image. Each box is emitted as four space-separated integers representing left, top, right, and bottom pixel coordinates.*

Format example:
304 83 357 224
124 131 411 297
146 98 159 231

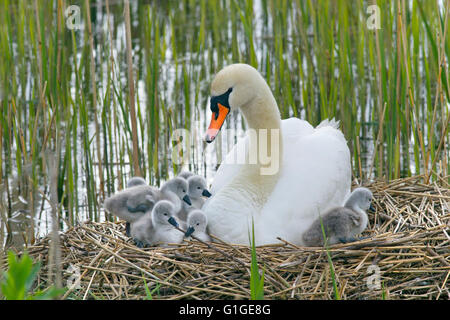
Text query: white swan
202 64 351 245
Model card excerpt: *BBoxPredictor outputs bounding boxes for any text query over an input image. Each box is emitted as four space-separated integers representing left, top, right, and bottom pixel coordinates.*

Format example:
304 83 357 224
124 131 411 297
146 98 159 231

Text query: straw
19 175 449 299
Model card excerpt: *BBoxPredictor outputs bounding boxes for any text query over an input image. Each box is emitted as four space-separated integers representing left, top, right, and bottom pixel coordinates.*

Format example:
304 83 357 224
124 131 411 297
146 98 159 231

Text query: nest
24 175 450 299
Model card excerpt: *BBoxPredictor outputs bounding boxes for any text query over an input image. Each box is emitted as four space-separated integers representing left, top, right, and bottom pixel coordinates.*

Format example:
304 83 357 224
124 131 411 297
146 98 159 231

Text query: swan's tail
316 118 340 130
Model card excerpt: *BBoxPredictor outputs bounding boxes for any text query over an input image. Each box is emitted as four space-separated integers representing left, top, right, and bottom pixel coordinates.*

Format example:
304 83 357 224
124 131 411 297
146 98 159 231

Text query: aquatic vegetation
0 0 448 245
0 251 63 300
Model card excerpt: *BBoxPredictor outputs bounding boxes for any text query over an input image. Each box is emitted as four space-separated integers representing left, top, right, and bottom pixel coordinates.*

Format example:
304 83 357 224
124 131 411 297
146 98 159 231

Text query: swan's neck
240 91 283 175
223 89 283 211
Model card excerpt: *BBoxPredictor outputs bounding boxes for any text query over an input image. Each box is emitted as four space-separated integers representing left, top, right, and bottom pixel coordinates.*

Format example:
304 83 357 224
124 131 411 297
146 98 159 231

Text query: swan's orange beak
205 103 229 143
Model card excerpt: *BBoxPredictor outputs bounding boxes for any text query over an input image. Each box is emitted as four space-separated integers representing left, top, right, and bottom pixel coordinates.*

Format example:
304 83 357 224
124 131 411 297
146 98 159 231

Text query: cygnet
302 187 373 246
104 184 159 224
184 209 211 242
159 177 192 213
123 176 148 235
130 200 184 247
178 175 212 221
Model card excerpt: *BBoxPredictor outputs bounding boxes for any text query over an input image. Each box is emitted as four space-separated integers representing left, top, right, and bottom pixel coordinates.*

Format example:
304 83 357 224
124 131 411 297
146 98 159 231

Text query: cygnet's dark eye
183 189 186 193
196 223 200 226
164 213 168 216
197 187 201 190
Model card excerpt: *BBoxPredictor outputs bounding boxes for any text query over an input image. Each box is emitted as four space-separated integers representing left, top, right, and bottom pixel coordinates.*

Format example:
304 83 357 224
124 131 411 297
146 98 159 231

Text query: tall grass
0 0 448 249
249 219 264 300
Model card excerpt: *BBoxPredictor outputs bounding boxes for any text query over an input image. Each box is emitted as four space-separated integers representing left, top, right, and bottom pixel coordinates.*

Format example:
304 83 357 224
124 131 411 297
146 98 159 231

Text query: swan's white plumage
203 64 351 245
206 118 350 245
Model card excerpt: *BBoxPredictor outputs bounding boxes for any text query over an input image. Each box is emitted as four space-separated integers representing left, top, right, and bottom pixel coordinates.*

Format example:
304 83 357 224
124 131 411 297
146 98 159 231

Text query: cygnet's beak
185 226 195 237
168 216 179 228
183 194 192 205
202 189 212 198
369 203 376 213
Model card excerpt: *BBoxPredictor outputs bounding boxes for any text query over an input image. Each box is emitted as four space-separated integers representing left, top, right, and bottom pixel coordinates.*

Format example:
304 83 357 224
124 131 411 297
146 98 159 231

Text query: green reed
0 0 448 247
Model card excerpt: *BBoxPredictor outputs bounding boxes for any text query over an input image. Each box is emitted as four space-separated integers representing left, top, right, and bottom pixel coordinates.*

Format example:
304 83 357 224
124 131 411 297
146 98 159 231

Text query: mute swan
130 200 183 247
202 64 351 245
178 175 212 220
184 210 211 242
302 187 373 246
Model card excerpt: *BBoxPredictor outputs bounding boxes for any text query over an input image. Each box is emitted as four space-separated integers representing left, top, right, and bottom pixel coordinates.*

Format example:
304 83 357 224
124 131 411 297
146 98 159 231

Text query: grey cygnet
123 176 148 235
130 200 183 247
302 187 374 246
184 209 211 242
178 175 212 221
160 177 192 212
104 184 160 224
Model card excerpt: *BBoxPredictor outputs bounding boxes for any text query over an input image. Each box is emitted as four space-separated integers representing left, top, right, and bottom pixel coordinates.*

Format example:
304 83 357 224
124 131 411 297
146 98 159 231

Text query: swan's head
345 187 374 212
187 175 211 199
161 177 191 205
206 64 266 142
185 209 208 237
152 200 179 228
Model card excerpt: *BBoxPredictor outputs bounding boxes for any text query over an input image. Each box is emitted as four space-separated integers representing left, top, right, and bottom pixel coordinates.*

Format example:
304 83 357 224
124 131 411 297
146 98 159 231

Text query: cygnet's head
187 176 212 199
127 176 147 188
185 210 208 237
161 177 191 205
206 64 269 142
152 200 179 228
345 187 374 211
178 171 194 180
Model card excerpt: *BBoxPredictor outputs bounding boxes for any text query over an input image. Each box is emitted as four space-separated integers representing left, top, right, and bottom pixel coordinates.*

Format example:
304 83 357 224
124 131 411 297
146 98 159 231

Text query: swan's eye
164 213 168 216
196 223 200 226
197 187 201 190
183 189 186 193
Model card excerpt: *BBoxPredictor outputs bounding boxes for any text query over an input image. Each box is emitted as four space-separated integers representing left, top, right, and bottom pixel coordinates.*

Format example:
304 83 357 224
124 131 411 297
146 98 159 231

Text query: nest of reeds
25 175 450 299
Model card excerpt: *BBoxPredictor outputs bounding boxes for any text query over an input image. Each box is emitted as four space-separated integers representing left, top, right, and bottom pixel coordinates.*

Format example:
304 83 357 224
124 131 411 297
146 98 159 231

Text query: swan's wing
260 123 351 244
